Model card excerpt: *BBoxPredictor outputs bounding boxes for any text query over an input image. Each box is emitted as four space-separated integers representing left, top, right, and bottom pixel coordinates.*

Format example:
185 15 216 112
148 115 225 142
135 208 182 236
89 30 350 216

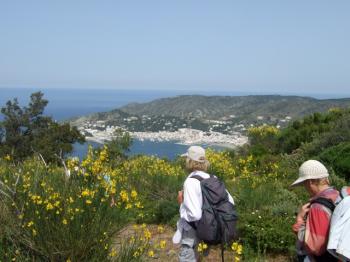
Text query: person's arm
303 205 332 256
181 178 202 221
293 203 310 233
177 190 183 204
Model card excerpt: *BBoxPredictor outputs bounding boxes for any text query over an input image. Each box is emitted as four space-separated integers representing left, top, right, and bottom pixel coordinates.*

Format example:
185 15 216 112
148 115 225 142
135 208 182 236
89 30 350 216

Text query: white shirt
327 195 350 260
179 170 234 222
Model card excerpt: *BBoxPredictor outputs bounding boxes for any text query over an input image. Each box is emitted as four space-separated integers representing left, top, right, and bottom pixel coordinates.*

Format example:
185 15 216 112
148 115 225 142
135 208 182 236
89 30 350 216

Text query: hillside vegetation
1 93 350 261
120 95 350 120
71 95 350 134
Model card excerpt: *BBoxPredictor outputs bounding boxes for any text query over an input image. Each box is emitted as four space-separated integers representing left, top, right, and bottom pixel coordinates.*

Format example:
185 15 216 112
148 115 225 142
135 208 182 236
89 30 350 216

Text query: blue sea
0 87 233 159
0 88 189 121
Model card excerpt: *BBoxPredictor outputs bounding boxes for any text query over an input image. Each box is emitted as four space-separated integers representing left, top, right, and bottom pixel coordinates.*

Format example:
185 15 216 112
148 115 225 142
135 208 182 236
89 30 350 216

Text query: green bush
0 152 139 261
319 142 350 181
277 110 347 154
236 182 297 256
239 210 295 256
144 200 179 226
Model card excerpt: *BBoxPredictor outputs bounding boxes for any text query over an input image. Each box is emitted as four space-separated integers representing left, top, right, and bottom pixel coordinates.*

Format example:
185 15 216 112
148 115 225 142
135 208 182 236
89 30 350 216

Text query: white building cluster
133 128 248 148
80 122 248 148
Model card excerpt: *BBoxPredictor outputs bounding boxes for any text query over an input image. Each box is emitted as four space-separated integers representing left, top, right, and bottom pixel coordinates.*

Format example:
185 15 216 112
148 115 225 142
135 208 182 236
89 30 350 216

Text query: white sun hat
181 145 206 163
291 160 329 186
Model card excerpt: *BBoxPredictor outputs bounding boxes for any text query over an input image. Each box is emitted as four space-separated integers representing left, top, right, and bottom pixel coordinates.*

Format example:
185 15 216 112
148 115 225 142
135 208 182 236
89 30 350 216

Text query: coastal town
73 114 289 148
79 123 248 148
70 101 296 148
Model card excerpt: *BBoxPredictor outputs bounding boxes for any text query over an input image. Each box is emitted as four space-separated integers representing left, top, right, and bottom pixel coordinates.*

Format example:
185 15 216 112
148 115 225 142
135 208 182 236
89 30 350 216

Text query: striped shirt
293 187 339 259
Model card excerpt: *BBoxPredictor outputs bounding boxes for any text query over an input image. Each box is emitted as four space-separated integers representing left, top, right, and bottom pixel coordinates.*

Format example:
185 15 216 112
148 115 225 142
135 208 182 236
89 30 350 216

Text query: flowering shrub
248 125 279 138
236 154 281 188
248 125 280 155
0 147 141 261
115 155 186 224
207 148 236 180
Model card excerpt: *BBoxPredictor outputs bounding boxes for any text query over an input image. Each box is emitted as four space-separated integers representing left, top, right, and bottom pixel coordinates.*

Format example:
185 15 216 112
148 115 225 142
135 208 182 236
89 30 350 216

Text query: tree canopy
0 92 85 162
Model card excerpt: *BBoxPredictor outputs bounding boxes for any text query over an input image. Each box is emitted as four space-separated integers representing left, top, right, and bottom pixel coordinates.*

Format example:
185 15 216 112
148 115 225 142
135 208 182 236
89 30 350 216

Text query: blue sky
0 1 349 95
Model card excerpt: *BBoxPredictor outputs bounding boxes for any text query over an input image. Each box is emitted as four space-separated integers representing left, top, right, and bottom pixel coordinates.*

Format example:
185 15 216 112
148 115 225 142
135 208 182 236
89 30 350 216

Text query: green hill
119 95 350 120
70 95 350 133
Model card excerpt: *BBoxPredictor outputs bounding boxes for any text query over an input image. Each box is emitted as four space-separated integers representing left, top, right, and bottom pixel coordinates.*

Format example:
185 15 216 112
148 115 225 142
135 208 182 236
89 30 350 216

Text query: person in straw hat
291 160 339 262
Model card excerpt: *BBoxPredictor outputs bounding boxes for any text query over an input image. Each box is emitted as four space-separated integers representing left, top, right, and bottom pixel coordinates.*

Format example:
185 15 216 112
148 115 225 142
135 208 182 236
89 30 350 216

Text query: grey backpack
191 175 238 246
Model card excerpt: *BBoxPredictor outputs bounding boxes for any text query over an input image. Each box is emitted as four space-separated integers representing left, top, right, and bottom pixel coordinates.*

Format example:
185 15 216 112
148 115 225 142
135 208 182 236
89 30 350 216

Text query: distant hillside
70 109 132 126
119 95 350 120
70 95 350 133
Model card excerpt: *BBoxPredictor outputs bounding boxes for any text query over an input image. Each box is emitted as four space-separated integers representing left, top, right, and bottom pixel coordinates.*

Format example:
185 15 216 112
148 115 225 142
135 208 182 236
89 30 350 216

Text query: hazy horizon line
1 85 350 100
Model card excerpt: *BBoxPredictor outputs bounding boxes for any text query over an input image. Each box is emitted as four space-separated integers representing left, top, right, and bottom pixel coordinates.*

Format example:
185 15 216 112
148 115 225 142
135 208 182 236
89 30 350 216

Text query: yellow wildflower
144 228 152 240
197 242 208 252
148 250 154 257
129 236 135 244
157 225 164 233
81 189 90 197
131 190 138 199
120 190 129 202
160 240 166 249
231 242 243 255
135 201 143 208
109 248 117 257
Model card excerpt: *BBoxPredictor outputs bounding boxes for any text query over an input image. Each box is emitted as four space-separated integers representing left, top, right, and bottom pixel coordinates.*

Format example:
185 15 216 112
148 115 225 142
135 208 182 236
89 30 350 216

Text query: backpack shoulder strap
310 197 336 212
190 175 205 182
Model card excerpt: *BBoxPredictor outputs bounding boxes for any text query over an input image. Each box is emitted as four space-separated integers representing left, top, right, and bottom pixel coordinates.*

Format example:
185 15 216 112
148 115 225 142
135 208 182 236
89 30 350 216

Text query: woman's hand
297 202 310 221
177 190 183 204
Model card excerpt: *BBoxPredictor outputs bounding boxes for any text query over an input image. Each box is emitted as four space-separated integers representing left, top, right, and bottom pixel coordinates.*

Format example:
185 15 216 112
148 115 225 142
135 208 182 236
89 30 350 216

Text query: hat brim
180 153 207 163
290 177 307 187
290 173 329 187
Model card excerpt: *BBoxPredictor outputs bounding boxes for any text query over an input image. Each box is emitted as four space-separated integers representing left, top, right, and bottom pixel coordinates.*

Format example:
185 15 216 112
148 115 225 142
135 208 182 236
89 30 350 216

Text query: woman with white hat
175 145 235 262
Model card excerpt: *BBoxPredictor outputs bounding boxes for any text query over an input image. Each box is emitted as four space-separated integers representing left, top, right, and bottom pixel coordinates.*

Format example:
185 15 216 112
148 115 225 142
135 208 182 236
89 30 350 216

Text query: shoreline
85 133 245 150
